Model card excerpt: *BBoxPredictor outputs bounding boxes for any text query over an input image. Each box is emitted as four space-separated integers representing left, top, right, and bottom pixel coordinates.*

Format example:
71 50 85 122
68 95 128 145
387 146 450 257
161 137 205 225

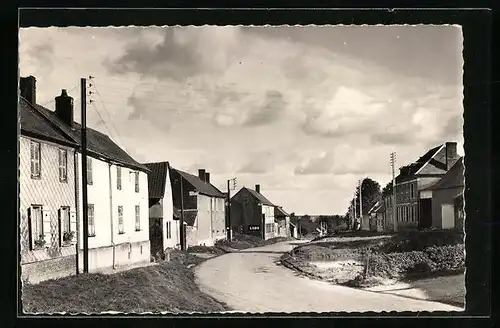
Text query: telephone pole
358 179 363 221
353 194 357 230
226 177 237 241
179 175 186 250
390 152 398 232
81 77 89 273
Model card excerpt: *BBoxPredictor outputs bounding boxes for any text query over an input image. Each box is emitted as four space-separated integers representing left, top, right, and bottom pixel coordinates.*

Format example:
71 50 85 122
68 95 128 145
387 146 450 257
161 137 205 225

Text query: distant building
170 168 226 247
230 184 277 240
395 142 460 230
367 200 385 232
426 157 464 230
274 206 291 238
20 76 150 284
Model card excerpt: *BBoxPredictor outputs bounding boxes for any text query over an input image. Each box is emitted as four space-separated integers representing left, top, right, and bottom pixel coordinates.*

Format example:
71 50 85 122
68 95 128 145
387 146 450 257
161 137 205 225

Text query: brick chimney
20 76 37 104
445 142 458 170
205 172 210 184
55 89 75 128
255 184 260 193
198 169 206 182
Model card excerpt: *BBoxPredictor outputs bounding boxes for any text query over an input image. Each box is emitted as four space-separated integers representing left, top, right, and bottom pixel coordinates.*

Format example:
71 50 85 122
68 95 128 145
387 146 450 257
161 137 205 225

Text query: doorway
419 199 432 229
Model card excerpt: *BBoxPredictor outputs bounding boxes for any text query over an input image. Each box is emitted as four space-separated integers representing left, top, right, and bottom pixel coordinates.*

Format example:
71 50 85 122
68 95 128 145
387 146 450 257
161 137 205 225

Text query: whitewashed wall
162 167 179 249
76 153 150 270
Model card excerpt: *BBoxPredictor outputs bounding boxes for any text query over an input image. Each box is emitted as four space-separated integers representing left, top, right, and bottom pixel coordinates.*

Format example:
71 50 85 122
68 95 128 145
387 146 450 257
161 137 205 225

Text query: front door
149 218 163 256
419 199 432 229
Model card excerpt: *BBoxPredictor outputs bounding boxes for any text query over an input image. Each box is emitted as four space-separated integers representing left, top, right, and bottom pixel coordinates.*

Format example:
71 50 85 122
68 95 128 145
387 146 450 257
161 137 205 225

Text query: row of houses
364 142 464 232
19 76 293 284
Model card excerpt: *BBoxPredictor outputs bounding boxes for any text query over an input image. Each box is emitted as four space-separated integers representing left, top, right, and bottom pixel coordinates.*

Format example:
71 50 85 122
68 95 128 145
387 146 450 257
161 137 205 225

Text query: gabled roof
275 206 290 217
396 145 442 182
144 162 169 199
429 157 464 190
20 98 77 147
21 97 148 172
171 168 226 198
241 187 275 206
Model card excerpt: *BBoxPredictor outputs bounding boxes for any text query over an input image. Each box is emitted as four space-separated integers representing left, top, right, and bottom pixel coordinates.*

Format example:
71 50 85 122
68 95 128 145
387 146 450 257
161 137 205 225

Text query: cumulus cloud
19 25 464 215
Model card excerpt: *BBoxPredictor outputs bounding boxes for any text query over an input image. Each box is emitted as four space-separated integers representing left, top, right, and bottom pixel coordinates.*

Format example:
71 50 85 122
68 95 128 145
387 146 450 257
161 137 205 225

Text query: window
118 206 124 234
30 141 41 178
58 149 68 182
166 221 172 239
29 205 43 249
59 206 71 245
410 183 415 199
87 157 93 185
135 205 140 231
117 167 122 190
134 172 140 192
88 204 95 236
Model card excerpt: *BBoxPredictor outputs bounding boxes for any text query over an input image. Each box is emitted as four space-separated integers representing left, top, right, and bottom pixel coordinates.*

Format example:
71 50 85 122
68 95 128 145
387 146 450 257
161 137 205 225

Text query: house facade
394 142 460 230
19 76 150 283
144 161 179 256
367 200 384 232
170 168 226 248
274 206 291 238
427 157 464 230
230 184 277 240
383 194 395 231
19 88 80 284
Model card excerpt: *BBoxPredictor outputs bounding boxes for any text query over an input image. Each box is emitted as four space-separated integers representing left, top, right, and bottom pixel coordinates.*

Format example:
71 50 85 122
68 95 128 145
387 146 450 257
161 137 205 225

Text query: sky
19 25 464 215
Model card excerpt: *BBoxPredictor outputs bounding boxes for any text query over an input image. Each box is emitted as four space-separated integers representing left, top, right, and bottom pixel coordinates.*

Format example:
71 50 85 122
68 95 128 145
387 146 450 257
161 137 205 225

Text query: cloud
19 26 464 215
295 152 335 175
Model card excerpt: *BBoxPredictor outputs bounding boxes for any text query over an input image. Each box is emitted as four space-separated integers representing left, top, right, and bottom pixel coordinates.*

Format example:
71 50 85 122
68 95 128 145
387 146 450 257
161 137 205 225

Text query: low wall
21 254 77 285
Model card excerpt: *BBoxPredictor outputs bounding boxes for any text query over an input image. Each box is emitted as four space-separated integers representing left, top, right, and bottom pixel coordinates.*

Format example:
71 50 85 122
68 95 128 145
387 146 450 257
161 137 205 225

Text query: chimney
445 142 458 170
198 169 206 182
205 172 210 184
55 89 75 127
255 184 260 193
20 76 37 104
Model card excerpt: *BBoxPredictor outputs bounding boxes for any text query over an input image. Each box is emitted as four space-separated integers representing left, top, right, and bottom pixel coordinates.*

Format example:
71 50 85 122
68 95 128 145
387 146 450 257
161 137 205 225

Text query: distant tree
382 181 393 197
354 177 382 216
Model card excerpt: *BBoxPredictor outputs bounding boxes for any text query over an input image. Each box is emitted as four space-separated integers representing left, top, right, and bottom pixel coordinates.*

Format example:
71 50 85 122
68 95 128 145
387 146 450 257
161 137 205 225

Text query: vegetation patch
216 232 292 251
22 252 231 314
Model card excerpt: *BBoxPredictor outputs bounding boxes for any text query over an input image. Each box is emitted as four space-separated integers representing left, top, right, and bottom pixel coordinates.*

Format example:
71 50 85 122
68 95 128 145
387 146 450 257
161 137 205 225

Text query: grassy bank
282 229 465 287
216 232 293 251
22 250 230 314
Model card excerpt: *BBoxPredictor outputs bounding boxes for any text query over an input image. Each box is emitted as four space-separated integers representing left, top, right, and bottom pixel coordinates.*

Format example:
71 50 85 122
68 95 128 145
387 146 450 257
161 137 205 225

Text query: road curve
195 241 463 313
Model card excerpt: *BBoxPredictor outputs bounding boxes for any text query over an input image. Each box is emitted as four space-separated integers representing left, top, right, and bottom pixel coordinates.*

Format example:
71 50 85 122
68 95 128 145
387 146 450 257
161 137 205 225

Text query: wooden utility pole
179 175 185 250
390 152 398 232
81 78 89 273
359 179 363 222
226 179 231 241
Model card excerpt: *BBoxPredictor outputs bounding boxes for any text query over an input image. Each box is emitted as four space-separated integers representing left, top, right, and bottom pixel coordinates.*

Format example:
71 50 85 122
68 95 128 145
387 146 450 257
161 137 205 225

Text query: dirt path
195 241 463 313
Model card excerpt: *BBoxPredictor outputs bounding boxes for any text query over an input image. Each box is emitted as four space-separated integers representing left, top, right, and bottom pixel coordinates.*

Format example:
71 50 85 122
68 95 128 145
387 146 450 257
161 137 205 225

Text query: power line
39 84 80 107
89 101 128 153
88 81 129 152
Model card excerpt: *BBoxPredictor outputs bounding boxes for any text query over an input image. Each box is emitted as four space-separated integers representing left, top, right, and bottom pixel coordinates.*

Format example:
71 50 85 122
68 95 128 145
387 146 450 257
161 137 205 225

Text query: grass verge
22 250 230 314
215 232 293 251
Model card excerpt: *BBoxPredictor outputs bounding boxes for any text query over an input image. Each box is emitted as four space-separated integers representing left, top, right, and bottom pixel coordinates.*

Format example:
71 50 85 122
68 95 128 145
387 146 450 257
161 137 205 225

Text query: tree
382 181 393 197
354 177 382 216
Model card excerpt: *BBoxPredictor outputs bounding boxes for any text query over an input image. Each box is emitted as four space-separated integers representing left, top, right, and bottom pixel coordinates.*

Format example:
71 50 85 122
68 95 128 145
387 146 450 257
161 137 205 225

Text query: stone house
394 142 460 230
169 168 226 247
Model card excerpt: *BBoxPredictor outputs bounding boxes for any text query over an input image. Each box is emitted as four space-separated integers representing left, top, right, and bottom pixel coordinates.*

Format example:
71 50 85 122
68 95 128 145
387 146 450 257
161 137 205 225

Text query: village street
195 241 463 313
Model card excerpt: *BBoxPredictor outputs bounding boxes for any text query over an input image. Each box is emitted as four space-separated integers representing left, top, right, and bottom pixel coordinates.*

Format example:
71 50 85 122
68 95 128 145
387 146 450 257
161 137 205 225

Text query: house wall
230 190 261 238
275 216 289 238
161 168 178 249
19 136 78 283
262 204 276 240
186 195 226 247
76 154 150 272
431 186 463 229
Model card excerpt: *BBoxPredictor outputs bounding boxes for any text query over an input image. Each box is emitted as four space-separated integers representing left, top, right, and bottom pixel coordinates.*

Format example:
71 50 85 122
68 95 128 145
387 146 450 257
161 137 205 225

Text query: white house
144 161 179 255
19 76 150 281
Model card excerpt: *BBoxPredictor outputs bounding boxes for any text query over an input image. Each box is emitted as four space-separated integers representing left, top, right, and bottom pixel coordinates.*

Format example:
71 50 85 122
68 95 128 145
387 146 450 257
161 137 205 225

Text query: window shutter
27 207 34 250
42 208 51 247
58 208 63 246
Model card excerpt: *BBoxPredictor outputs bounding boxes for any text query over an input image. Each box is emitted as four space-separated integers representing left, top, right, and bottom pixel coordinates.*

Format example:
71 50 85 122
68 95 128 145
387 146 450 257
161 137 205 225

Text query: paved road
195 241 463 313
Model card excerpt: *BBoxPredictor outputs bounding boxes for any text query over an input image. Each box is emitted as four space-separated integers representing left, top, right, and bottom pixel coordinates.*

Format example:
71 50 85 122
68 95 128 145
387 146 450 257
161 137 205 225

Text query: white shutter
42 208 51 247
70 211 77 241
